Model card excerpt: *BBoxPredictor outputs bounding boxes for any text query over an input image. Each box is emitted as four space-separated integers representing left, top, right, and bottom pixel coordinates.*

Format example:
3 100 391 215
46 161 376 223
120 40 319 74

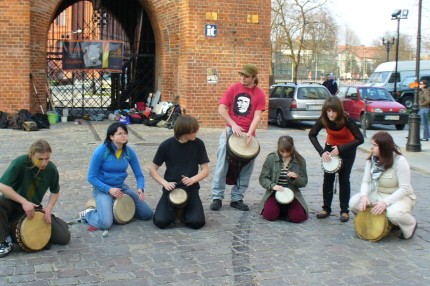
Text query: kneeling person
150 115 210 229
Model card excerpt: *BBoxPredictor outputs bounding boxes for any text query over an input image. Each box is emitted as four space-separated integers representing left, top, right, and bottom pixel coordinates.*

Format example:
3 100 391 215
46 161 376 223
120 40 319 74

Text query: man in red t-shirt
210 64 266 211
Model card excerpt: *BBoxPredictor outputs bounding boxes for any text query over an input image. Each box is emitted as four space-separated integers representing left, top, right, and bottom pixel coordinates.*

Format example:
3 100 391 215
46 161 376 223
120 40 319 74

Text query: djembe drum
321 155 342 173
9 211 51 252
275 187 295 205
226 134 260 185
355 207 392 242
169 188 188 220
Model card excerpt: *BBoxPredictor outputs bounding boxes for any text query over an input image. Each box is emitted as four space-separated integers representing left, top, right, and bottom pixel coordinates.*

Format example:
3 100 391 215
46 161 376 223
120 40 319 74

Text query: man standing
322 73 338 95
210 64 266 211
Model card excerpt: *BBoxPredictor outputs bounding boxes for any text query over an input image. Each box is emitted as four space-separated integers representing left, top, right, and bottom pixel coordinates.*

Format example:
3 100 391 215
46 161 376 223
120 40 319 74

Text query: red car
337 85 409 130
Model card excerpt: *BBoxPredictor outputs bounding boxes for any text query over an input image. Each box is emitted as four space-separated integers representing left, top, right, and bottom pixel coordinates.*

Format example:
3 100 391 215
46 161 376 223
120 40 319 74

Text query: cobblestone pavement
0 121 429 286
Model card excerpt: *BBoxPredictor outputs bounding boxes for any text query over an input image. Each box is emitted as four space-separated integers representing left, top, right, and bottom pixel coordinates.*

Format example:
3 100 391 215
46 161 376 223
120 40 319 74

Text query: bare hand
358 195 370 212
287 171 297 179
330 146 339 156
43 208 52 224
371 201 387 215
137 189 145 201
163 181 177 191
181 175 195 186
109 188 124 198
322 152 332 162
22 201 38 219
273 185 284 192
231 123 244 136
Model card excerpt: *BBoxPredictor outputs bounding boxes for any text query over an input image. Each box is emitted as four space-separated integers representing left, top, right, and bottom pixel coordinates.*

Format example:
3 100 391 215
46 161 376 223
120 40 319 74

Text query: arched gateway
0 0 270 127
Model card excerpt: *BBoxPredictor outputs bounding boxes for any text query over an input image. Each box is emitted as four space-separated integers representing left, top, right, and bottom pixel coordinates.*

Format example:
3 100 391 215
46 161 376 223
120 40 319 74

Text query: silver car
269 83 332 127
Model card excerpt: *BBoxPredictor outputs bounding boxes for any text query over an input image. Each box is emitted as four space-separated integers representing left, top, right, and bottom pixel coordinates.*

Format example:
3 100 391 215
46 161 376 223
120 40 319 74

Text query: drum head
228 134 260 160
169 188 188 206
355 208 391 242
275 188 294 204
19 211 52 252
113 194 136 224
321 156 342 173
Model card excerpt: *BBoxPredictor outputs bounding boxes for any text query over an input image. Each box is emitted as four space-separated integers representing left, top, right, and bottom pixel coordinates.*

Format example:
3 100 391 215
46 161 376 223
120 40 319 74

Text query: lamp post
406 1 422 152
391 9 408 94
382 37 395 62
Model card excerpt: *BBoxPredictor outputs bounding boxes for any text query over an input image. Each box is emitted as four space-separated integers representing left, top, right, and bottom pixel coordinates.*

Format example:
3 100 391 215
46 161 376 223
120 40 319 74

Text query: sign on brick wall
62 40 124 71
205 24 218 37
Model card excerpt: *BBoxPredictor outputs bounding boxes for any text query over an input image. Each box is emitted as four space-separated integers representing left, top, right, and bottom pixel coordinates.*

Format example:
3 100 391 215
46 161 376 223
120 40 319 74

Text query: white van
366 60 430 91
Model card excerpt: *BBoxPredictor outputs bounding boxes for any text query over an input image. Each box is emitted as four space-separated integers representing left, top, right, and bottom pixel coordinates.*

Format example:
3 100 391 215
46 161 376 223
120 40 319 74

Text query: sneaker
340 213 349 222
421 138 429 141
77 208 95 222
230 200 249 211
210 199 222 211
0 241 13 258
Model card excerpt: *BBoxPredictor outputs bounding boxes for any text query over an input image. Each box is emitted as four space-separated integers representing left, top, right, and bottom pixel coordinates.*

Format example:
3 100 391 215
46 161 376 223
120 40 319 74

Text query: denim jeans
419 107 429 139
85 184 153 230
211 128 255 202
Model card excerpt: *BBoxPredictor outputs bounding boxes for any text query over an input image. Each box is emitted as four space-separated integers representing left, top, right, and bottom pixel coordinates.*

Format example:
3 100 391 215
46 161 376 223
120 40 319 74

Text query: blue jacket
87 143 144 193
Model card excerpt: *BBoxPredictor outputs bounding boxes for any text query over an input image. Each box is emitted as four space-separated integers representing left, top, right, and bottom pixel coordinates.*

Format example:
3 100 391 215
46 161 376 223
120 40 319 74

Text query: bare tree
272 0 328 83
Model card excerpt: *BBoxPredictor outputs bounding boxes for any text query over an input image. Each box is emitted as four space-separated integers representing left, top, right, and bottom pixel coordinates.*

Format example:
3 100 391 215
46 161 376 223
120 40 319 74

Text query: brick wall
0 0 270 128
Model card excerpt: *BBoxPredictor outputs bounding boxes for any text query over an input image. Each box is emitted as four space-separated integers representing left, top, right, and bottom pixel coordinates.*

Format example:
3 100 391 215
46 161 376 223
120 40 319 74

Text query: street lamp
382 37 395 62
391 9 408 93
406 1 422 152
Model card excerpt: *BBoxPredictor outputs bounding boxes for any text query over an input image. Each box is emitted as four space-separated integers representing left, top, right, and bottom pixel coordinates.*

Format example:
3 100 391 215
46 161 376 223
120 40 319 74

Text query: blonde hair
28 139 52 158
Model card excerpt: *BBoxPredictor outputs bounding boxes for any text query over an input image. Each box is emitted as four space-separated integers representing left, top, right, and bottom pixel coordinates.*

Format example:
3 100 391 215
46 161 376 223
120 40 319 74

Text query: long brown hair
277 135 303 164
321 96 347 128
368 131 402 169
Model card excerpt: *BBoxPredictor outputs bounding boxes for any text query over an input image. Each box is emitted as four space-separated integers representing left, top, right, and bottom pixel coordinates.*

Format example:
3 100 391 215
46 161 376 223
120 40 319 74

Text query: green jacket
258 151 309 215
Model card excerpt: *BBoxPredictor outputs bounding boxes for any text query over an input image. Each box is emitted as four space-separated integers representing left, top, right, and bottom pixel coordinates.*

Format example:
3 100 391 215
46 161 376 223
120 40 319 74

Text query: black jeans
153 188 205 229
321 145 357 214
0 198 71 245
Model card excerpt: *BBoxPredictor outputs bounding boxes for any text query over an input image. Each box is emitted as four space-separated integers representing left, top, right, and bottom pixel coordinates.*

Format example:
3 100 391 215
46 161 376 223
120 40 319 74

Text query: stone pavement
0 121 429 286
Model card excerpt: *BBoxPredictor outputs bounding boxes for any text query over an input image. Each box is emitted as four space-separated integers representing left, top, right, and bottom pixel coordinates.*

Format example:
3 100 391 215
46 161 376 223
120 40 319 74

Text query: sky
329 0 429 47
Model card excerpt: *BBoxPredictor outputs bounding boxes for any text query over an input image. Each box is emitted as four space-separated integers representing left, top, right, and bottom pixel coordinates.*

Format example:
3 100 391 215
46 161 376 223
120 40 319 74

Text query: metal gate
46 0 155 118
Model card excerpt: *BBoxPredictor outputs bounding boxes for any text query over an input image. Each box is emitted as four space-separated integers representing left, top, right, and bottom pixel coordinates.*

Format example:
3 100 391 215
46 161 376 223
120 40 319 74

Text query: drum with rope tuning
275 187 294 204
321 155 342 173
9 211 51 252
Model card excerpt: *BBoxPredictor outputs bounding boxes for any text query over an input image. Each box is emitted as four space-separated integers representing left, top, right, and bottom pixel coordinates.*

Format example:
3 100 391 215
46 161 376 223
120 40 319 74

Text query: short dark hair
173 115 199 139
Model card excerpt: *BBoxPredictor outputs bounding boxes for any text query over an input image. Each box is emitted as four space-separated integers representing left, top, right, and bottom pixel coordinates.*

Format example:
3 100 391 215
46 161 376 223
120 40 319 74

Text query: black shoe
210 199 222 211
230 200 249 211
421 138 429 141
0 241 13 258
316 210 330 219
400 222 418 240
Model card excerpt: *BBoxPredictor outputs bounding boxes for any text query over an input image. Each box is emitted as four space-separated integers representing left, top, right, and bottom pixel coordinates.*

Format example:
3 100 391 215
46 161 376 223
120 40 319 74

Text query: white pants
349 192 417 239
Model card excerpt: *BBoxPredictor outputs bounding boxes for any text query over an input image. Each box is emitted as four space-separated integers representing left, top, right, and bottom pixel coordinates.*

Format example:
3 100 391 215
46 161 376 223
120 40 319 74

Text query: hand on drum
22 200 39 219
358 195 370 211
181 175 195 187
42 207 53 223
231 123 244 136
371 201 387 215
109 187 124 199
137 189 145 201
272 185 284 192
330 146 339 156
163 181 176 191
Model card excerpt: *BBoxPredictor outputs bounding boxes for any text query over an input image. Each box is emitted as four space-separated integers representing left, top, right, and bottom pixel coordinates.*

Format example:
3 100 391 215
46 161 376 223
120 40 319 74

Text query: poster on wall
62 40 124 72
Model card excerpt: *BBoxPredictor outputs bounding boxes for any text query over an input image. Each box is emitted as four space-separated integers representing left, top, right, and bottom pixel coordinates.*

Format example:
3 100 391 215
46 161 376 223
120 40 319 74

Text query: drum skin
227 134 260 163
321 156 342 173
10 211 51 252
275 188 294 204
169 188 188 208
113 194 136 224
355 207 392 242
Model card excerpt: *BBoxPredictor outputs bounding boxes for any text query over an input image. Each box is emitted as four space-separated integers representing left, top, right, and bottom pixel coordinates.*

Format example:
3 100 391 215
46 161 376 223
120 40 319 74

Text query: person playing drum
0 139 71 257
349 131 417 240
258 136 309 223
150 115 209 229
78 122 153 230
210 64 266 212
309 96 364 222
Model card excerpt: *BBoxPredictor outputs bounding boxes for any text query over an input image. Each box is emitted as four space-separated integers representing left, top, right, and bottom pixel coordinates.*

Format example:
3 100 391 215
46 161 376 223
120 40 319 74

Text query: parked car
269 82 332 127
338 85 409 130
391 75 430 108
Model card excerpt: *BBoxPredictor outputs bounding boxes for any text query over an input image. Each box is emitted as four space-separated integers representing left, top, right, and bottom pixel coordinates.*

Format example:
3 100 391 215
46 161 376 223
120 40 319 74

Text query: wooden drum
355 207 392 242
9 211 51 252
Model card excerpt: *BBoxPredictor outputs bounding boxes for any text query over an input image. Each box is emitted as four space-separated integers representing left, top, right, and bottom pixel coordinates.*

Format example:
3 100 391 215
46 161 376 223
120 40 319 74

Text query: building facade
0 0 271 128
